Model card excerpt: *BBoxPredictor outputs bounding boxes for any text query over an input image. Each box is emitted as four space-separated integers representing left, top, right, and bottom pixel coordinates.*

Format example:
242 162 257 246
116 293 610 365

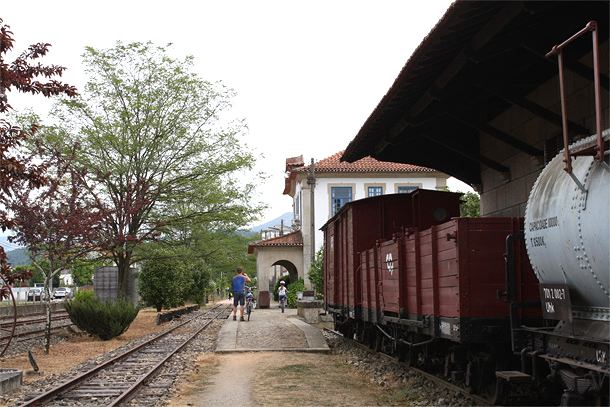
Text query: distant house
249 151 449 300
59 269 74 286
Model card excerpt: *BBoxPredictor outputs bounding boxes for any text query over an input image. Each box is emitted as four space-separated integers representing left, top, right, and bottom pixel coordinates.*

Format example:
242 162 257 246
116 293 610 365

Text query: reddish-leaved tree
0 17 77 298
7 145 108 352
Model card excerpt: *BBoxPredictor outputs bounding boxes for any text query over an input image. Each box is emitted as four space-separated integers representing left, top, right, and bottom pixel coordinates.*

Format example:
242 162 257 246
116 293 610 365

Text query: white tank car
525 134 610 321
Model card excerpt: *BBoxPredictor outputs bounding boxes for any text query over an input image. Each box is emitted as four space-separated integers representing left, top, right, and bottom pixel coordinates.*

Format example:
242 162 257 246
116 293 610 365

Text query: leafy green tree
444 186 480 218
459 191 481 218
307 247 324 299
138 246 194 311
49 42 265 300
23 259 59 287
71 259 109 286
187 259 212 305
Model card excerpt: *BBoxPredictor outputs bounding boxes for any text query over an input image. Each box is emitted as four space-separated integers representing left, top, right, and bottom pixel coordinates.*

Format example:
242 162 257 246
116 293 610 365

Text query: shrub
307 247 324 300
74 289 94 303
65 298 140 340
286 279 305 308
138 255 191 311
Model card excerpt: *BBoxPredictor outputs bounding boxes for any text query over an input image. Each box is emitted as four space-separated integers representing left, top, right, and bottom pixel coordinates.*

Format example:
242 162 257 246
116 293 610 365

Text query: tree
459 191 480 218
7 147 108 352
52 41 265 300
0 18 77 295
71 259 108 286
444 187 480 218
138 246 192 311
308 247 324 299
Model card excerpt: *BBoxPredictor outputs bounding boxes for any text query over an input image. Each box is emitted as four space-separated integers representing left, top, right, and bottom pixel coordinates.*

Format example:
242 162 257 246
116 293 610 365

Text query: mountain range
249 212 293 232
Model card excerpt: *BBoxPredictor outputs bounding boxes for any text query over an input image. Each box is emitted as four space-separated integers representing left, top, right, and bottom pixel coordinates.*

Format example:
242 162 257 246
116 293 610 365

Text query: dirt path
168 351 409 407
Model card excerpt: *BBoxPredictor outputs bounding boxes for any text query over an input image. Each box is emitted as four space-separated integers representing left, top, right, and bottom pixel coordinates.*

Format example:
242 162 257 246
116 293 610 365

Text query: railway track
14 303 232 406
0 310 74 354
323 327 497 406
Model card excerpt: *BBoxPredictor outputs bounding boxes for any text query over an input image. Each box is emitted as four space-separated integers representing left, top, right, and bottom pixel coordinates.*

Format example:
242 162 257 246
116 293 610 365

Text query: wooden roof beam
476 82 591 136
521 45 609 91
375 1 526 155
447 111 544 158
418 134 511 181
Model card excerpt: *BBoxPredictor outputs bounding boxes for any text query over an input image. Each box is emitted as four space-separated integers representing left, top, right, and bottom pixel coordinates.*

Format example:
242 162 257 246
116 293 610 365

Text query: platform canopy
342 1 609 187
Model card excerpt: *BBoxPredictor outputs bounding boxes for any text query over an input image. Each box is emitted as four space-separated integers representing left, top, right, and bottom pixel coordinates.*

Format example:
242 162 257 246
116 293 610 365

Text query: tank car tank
525 134 609 321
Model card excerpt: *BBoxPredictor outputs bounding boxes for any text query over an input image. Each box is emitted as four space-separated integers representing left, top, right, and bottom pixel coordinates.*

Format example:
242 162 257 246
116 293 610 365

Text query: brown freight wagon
376 217 540 343
323 190 461 319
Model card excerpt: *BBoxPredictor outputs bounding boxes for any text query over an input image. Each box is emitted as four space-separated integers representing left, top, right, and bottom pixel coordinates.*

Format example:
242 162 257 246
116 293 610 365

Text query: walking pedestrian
232 267 251 321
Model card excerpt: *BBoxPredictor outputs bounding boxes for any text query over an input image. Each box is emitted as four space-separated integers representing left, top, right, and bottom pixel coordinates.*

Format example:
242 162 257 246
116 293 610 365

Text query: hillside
250 212 292 232
6 248 29 266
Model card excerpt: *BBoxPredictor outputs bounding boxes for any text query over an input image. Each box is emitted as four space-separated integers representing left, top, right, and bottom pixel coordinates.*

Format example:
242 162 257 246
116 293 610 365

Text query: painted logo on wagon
386 253 394 275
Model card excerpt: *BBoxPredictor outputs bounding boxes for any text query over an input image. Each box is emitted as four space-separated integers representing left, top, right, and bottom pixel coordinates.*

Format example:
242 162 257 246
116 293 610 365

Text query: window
294 191 301 221
331 187 352 216
398 186 419 194
368 186 383 197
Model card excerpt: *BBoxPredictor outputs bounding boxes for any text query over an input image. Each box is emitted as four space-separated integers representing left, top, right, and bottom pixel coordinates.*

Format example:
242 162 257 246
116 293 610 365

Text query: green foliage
70 259 107 286
444 186 480 218
48 41 266 300
286 279 305 308
459 191 481 217
74 289 94 303
187 259 212 306
138 251 191 311
24 259 59 287
189 229 259 291
307 247 324 300
64 297 140 341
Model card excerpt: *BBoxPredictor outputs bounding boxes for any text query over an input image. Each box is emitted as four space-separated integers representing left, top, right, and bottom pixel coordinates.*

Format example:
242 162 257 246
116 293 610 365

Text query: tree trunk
116 254 131 302
43 274 52 354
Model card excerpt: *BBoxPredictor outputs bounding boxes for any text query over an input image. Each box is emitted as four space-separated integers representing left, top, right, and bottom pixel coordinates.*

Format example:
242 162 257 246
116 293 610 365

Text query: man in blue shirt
232 267 251 321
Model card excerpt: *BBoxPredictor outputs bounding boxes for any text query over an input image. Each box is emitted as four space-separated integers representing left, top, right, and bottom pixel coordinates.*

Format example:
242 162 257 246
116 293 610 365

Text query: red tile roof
248 230 303 254
285 155 304 171
297 151 436 173
283 150 439 195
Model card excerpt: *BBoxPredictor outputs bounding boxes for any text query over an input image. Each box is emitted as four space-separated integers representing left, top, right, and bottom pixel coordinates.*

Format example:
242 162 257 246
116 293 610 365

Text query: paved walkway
216 299 329 353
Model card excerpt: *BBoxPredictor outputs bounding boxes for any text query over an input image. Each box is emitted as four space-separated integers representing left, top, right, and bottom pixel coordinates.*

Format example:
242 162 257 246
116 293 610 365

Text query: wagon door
378 237 402 317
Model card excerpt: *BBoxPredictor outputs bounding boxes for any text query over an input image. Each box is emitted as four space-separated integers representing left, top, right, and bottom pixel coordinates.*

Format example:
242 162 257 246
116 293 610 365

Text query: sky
1 1 470 226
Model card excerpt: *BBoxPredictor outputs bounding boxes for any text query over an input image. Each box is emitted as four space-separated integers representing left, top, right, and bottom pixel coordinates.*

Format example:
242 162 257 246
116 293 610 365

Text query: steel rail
19 303 229 407
108 304 227 406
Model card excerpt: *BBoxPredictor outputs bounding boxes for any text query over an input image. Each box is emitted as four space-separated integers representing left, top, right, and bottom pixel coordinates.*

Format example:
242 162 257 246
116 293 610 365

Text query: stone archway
250 247 303 308
248 230 304 308
266 259 299 299
271 260 298 286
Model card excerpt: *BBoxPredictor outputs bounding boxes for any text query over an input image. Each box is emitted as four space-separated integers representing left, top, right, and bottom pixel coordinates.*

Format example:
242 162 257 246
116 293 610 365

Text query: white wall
296 173 447 253
288 169 448 289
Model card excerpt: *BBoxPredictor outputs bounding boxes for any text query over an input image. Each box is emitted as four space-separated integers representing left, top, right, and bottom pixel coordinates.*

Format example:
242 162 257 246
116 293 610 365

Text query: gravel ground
1 307 477 407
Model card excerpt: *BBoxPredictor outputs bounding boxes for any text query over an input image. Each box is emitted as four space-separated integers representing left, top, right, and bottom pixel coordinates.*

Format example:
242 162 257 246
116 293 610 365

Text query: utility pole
307 158 316 263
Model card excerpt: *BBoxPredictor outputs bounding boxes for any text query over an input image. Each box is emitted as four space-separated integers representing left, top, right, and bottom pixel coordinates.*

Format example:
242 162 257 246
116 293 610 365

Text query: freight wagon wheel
397 343 414 366
478 345 509 405
0 275 17 357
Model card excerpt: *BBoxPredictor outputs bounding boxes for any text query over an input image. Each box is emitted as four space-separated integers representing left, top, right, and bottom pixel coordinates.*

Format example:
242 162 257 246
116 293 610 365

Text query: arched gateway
247 230 304 308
